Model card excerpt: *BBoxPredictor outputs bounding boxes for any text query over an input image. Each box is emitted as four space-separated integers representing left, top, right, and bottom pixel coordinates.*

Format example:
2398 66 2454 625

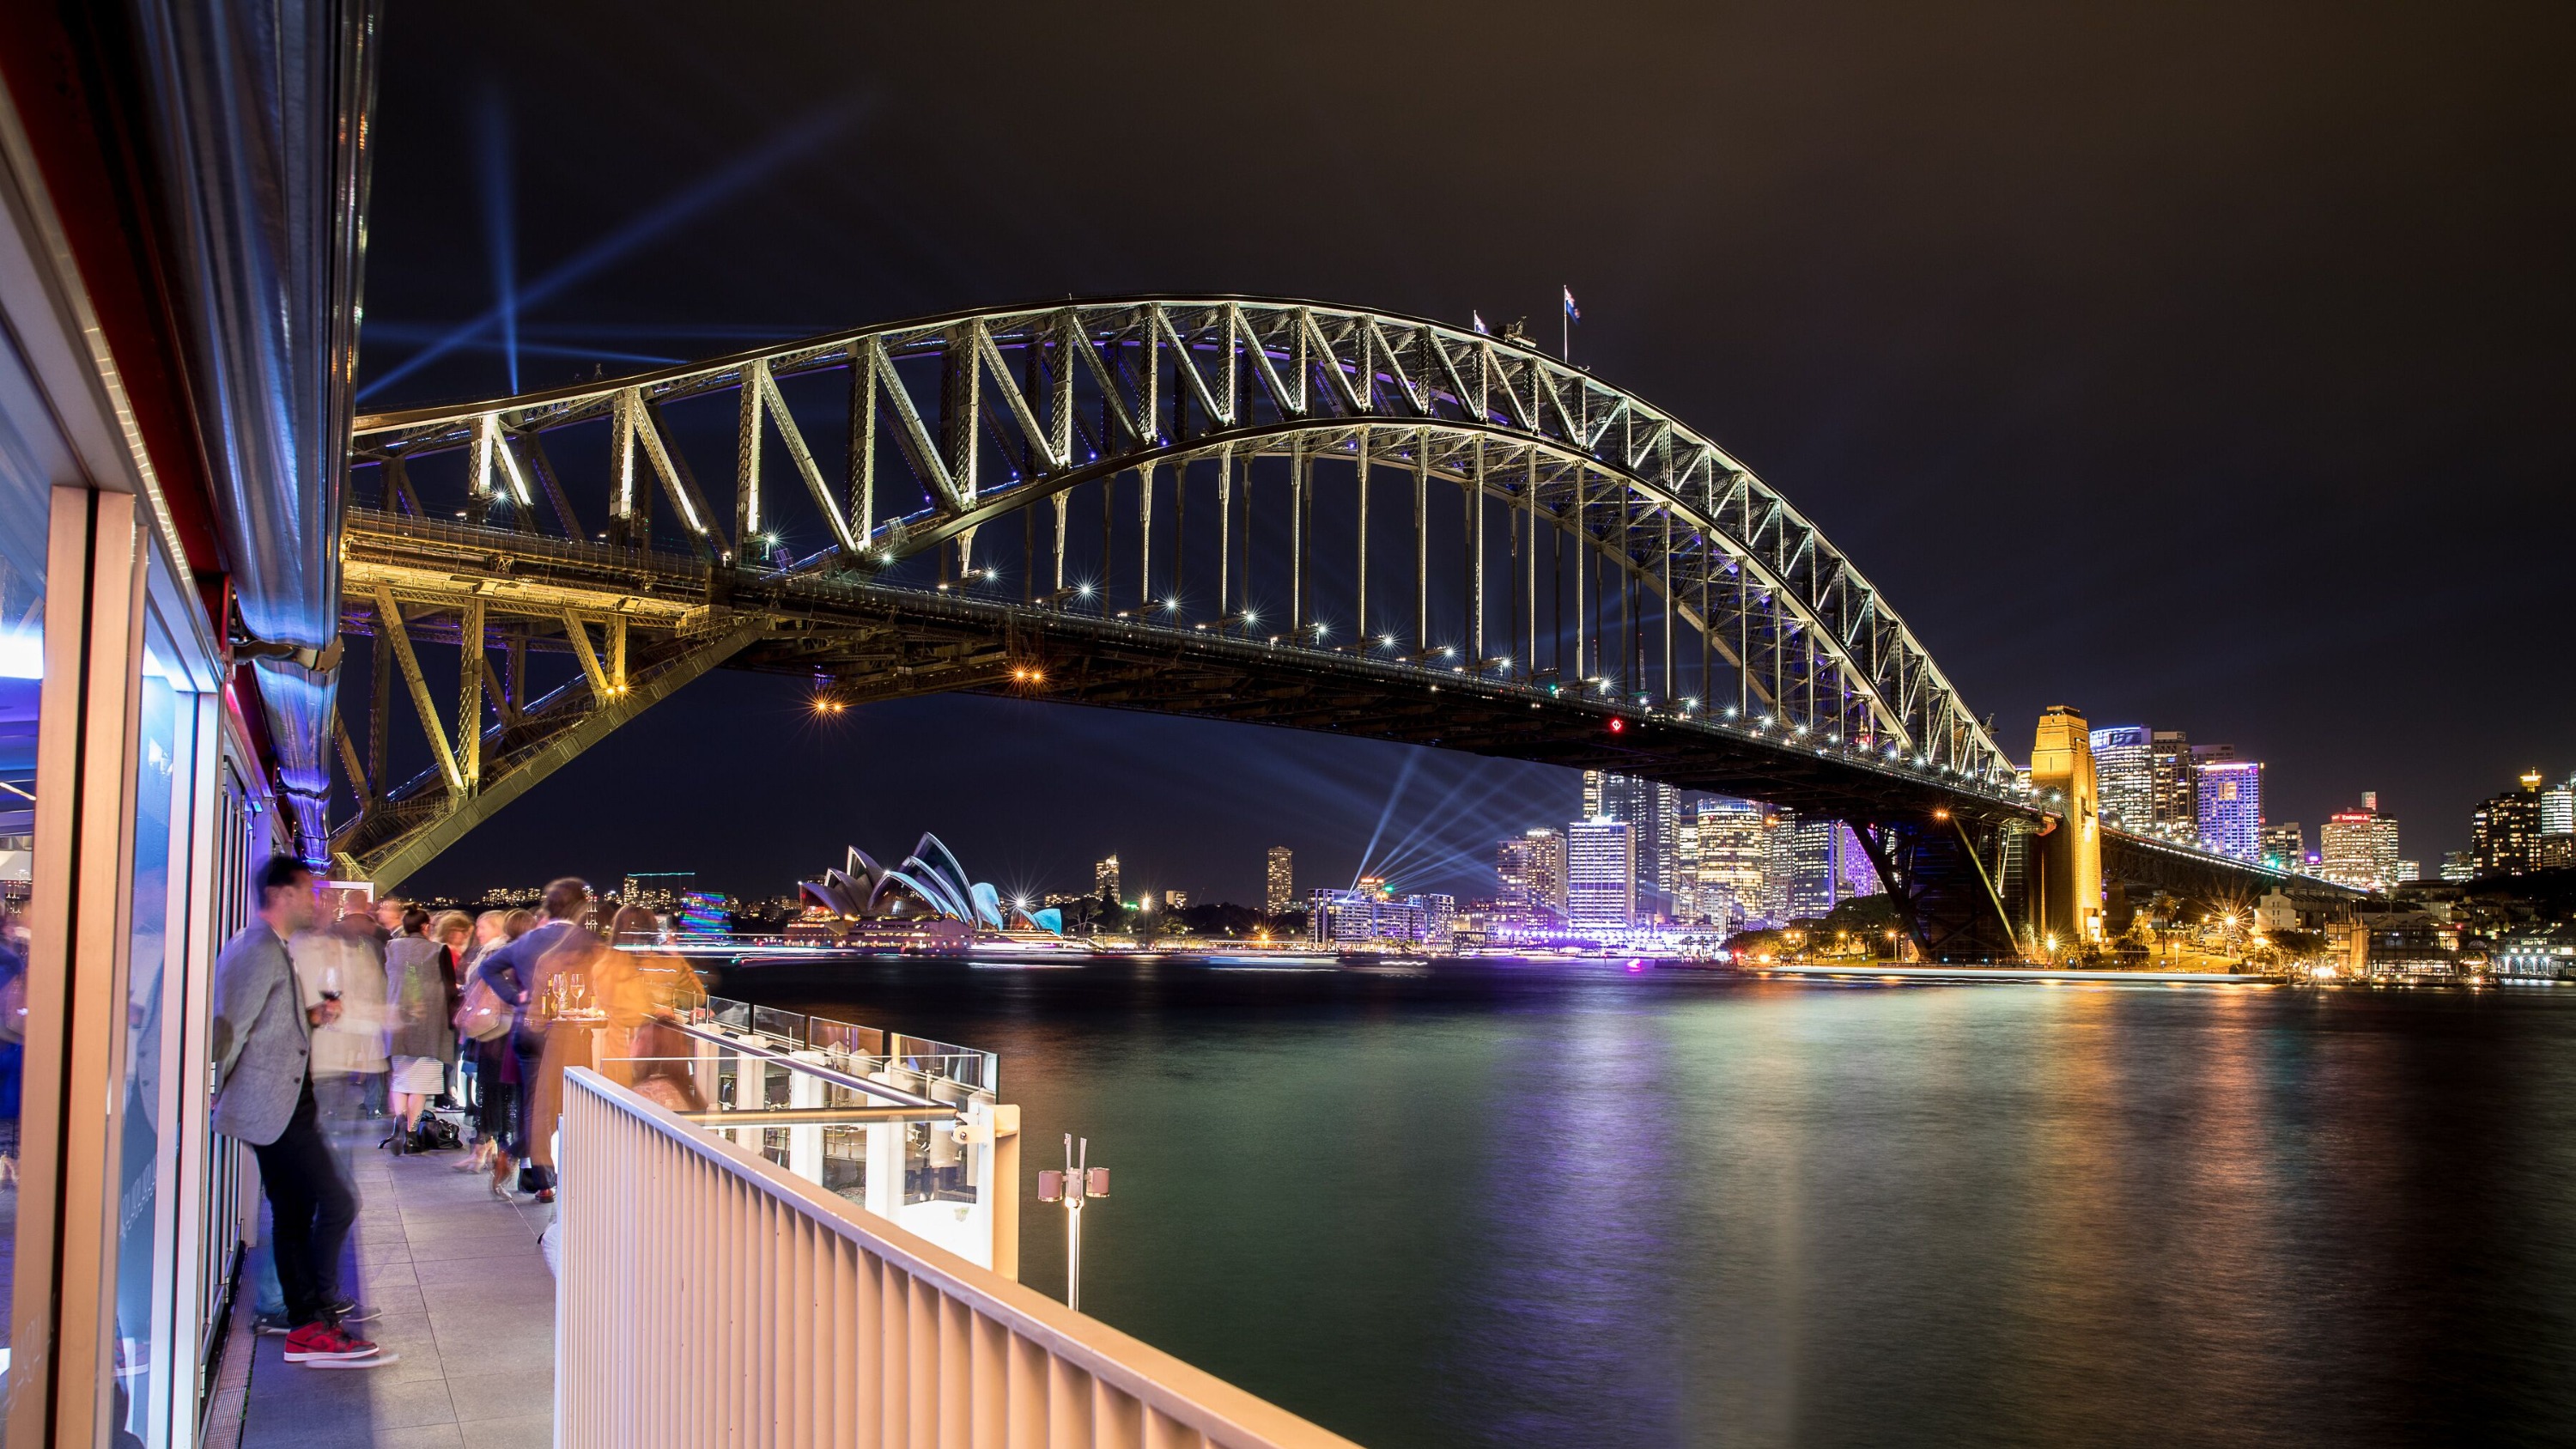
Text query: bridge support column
2028 706 2105 954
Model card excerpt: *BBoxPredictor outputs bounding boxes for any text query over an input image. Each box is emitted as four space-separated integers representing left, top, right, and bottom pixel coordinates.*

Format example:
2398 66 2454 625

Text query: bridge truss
331 295 2308 953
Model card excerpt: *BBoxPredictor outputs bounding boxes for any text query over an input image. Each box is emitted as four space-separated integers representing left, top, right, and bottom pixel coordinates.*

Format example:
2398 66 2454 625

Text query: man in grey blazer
210 856 392 1367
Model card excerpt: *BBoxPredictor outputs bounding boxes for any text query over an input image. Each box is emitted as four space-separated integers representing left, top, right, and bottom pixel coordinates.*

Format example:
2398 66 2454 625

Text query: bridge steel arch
333 295 2312 955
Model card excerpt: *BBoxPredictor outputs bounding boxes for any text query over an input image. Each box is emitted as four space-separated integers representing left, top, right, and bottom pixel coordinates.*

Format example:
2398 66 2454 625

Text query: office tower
1761 810 1846 920
2543 776 2574 837
2396 859 2421 882
2320 796 2403 892
1582 770 1679 919
1497 829 1566 914
2195 756 2263 862
1095 855 1121 901
1264 846 1294 915
2261 824 2305 873
2471 771 2545 876
1692 798 1766 927
2150 730 2195 839
1565 818 1636 929
1674 813 1700 921
2089 725 2154 830
1837 825 1883 901
2441 850 2476 883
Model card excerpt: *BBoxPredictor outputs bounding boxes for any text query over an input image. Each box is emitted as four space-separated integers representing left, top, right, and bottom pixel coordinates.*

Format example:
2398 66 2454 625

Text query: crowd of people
209 861 707 1370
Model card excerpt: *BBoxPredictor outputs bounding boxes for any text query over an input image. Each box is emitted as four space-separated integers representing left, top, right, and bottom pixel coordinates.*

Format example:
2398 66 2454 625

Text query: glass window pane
114 605 197 1445
0 389 46 1410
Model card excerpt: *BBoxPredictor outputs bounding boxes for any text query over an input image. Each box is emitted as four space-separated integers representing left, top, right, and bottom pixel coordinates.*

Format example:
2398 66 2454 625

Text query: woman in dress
381 908 456 1154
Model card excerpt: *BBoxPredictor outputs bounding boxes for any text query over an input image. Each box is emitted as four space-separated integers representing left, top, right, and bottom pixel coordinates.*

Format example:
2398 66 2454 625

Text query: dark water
727 959 2576 1448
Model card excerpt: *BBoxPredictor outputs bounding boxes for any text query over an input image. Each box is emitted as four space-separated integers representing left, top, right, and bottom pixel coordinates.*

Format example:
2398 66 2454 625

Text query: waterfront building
622 870 695 910
2319 796 2402 892
2151 729 2196 840
2470 772 2545 876
1693 797 1767 927
2089 724 2155 830
1674 812 1700 921
2262 824 2305 873
1565 817 1637 929
1497 828 1566 915
2195 755 2263 862
1096 854 1121 900
1307 881 1455 947
2396 858 2421 882
2256 890 2299 934
1265 846 1294 914
1163 890 1188 910
1583 770 1680 919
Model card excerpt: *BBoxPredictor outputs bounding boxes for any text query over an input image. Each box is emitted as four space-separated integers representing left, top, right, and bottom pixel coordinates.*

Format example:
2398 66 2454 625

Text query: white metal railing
558 1068 1361 1449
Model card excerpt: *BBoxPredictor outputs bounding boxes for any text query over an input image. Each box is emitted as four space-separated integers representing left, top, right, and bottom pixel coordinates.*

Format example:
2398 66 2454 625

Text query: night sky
355 2 2575 904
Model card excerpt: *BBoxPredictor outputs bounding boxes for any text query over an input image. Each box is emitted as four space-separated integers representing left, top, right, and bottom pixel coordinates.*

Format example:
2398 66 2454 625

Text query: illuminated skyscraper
2319 795 2401 892
1692 798 1766 927
1583 770 1679 919
2089 725 2154 830
2471 772 2545 877
1564 818 1636 930
1095 855 1121 901
1497 829 1565 915
2150 729 2196 839
2194 756 2263 862
2261 824 2305 873
1264 846 1294 915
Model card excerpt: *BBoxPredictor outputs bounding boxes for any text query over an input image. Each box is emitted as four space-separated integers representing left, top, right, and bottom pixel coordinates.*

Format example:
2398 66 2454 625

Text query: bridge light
1077 583 1094 598
1934 808 1950 822
1381 634 1395 648
986 568 999 581
1607 718 1626 734
1165 596 1181 612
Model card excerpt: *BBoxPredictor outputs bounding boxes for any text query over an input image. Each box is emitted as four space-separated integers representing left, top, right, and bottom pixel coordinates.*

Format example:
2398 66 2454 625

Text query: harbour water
726 959 2576 1448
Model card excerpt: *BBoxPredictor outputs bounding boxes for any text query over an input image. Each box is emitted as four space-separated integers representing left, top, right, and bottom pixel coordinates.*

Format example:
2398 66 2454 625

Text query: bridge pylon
2026 705 2105 953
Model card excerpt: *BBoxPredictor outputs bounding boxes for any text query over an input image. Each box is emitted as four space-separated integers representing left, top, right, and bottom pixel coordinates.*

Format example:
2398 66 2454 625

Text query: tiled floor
234 1130 556 1448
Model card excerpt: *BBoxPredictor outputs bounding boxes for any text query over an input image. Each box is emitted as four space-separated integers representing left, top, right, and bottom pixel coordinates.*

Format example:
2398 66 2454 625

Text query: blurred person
521 922 611 1200
501 907 534 941
596 905 708 1110
453 910 515 1174
476 878 592 1199
383 908 455 1154
211 856 390 1367
292 911 387 1151
370 894 406 946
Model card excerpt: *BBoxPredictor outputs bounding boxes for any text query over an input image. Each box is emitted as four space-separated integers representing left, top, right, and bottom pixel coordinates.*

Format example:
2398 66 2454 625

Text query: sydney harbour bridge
331 295 2335 959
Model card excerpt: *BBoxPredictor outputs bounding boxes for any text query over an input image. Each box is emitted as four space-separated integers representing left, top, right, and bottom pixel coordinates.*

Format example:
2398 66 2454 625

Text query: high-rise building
2089 725 2154 831
2150 729 2196 840
1095 855 1121 901
2261 824 2305 873
1692 798 1766 928
2396 859 2421 883
1565 818 1636 930
2441 849 2476 883
2543 776 2575 837
1496 829 1566 915
1264 846 1294 915
2194 756 2263 862
2471 772 2546 877
1583 770 1679 920
1674 813 1700 922
2319 796 2402 892
1764 811 1850 920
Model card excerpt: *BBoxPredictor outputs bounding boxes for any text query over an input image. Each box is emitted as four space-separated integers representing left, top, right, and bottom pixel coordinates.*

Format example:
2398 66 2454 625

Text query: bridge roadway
334 506 2322 958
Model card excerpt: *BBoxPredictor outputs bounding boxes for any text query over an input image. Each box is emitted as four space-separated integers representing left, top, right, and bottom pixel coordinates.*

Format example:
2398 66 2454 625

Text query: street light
1036 1134 1110 1312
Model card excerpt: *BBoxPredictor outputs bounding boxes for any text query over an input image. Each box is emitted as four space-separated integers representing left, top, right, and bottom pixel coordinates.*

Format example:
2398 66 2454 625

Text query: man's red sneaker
282 1322 393 1367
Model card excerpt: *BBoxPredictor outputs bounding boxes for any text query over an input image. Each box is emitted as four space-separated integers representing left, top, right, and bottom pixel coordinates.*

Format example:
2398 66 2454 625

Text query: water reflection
736 959 2576 1447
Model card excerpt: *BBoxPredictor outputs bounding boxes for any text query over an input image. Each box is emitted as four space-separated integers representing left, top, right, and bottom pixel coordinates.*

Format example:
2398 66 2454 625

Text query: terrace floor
210 1113 556 1449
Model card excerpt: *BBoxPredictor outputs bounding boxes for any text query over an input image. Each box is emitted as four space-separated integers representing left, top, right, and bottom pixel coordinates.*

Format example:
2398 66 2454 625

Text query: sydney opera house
795 833 1063 943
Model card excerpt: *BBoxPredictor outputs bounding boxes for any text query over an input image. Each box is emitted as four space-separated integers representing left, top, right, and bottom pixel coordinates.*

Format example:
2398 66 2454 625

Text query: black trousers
250 1079 355 1327
471 1035 514 1142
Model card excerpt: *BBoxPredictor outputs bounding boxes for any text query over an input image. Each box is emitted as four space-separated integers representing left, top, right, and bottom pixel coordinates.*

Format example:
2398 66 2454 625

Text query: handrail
559 1068 1364 1448
669 1019 953 1111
